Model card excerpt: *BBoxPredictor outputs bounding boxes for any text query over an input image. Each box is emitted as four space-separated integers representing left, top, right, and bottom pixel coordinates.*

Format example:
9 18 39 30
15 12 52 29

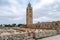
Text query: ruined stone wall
0 30 58 40
27 21 60 29
34 30 57 39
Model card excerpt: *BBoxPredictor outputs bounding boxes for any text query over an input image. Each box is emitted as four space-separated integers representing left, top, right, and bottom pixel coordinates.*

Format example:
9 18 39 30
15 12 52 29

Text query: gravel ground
38 35 60 40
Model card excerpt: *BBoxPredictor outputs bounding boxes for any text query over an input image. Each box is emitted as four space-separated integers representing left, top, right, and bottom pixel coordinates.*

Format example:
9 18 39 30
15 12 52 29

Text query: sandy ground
39 35 60 40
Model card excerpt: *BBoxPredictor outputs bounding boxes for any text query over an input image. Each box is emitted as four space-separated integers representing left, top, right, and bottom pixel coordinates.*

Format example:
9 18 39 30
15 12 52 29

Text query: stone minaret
26 3 33 25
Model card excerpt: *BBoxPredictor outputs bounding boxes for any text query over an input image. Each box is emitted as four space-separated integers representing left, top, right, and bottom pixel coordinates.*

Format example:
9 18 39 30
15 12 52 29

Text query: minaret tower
26 2 33 25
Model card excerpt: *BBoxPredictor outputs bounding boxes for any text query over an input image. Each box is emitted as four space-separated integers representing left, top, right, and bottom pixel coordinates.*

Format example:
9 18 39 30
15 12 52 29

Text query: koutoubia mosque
26 2 33 25
25 2 60 30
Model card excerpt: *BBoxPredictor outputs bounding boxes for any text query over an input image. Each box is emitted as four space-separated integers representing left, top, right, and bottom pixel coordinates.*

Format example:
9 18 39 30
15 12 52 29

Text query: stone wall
34 30 57 39
0 30 58 40
27 21 60 29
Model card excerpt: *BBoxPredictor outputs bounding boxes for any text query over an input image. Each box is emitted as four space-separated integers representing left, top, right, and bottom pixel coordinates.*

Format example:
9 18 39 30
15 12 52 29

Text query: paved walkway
38 35 60 40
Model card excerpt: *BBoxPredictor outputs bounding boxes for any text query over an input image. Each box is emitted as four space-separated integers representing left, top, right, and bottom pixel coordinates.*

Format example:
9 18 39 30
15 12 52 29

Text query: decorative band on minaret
26 3 33 25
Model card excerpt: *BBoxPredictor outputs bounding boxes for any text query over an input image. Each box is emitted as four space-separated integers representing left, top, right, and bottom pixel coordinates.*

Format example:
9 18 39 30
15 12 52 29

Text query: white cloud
0 0 26 16
0 0 26 24
0 0 60 24
33 16 57 23
33 0 55 10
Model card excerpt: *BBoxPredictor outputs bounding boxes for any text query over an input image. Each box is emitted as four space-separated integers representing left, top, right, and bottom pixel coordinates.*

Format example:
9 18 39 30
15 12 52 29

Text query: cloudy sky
0 0 60 24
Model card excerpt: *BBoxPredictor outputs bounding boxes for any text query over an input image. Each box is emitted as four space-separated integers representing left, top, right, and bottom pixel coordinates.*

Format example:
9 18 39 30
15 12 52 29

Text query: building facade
26 3 33 25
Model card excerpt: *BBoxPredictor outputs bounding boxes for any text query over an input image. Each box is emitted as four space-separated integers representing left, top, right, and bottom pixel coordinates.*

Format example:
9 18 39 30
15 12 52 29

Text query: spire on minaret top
28 3 31 7
28 0 31 7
